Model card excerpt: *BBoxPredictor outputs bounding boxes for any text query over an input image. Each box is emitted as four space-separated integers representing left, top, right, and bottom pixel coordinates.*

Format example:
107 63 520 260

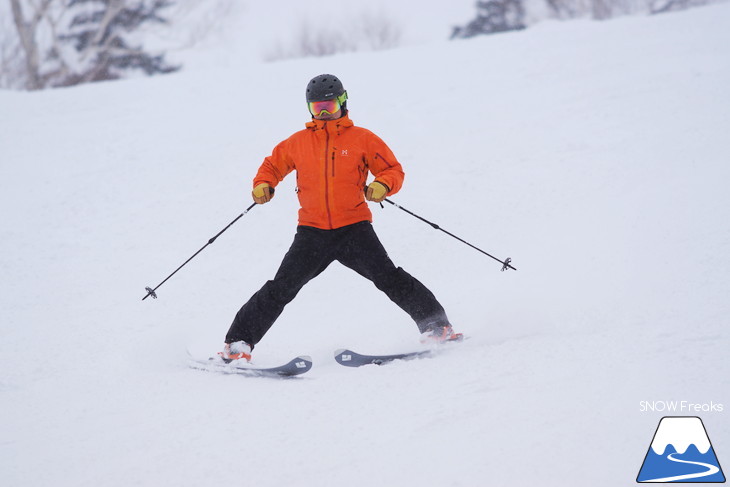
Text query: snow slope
2 4 729 486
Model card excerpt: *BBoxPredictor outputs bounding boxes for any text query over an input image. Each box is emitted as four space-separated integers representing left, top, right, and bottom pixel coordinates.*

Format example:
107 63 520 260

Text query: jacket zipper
323 124 334 229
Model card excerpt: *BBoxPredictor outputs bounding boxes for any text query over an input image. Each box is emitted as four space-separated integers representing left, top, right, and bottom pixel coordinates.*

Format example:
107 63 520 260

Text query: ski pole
383 198 517 272
142 201 259 300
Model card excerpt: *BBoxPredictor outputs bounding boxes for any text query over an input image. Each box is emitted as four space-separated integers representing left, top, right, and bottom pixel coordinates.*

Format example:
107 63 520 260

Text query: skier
221 74 461 362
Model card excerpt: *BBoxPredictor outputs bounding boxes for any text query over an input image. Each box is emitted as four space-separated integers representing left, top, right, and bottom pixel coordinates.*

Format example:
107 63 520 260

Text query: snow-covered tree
451 0 526 39
650 0 709 14
6 0 179 90
60 0 179 85
264 10 403 62
8 0 59 89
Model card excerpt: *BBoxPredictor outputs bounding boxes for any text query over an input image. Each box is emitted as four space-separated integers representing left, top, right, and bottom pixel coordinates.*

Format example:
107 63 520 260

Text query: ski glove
366 181 389 203
252 183 274 204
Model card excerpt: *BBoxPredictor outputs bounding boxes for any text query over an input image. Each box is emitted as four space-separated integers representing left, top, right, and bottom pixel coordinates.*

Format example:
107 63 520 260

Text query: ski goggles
308 92 348 116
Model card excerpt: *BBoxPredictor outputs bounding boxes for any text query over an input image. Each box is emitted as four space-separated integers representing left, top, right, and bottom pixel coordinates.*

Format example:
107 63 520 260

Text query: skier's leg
336 222 450 332
226 226 334 347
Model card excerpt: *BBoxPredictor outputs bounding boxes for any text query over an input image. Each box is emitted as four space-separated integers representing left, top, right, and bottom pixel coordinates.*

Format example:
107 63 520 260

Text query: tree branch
9 0 43 89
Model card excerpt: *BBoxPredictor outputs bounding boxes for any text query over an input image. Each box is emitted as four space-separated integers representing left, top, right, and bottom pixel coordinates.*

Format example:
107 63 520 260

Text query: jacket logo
341 149 349 156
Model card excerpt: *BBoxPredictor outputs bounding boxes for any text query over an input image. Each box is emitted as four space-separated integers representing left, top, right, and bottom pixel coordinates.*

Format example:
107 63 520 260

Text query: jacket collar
305 113 355 132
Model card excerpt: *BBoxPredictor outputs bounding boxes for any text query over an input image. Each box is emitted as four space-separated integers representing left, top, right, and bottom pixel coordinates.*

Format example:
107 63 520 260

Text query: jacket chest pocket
331 147 362 181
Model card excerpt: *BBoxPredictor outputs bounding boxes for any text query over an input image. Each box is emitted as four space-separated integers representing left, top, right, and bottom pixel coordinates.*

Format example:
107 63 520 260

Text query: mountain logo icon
637 416 726 483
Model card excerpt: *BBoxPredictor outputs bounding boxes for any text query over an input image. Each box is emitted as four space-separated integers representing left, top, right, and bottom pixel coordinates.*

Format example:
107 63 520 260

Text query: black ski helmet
306 74 346 102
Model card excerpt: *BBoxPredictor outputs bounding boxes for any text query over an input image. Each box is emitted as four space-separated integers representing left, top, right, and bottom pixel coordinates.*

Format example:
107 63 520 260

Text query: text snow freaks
640 401 724 413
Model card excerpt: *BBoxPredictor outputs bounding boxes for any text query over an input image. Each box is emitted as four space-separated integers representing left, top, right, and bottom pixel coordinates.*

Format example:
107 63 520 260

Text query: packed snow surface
1 4 729 486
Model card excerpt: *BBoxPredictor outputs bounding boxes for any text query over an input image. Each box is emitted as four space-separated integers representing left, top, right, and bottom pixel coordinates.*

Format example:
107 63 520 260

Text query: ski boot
219 340 252 363
420 324 463 344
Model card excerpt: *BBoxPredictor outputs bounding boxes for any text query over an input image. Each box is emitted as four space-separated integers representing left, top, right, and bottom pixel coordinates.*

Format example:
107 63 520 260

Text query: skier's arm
252 139 295 203
366 133 404 197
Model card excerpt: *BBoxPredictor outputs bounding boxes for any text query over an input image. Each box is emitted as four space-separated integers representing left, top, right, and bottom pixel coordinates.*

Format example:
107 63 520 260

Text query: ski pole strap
383 198 516 272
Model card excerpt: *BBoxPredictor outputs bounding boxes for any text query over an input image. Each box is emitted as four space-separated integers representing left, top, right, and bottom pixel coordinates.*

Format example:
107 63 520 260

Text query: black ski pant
226 221 450 347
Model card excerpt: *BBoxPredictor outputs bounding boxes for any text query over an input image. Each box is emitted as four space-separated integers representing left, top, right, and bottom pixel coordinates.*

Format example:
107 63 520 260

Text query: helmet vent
306 74 344 102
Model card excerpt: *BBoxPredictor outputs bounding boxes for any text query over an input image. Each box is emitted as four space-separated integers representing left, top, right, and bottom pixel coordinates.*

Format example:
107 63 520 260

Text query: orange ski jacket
253 114 405 230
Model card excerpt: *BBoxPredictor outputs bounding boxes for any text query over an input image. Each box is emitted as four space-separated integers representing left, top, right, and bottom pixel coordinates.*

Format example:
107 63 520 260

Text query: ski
189 354 313 378
334 336 465 367
334 348 432 367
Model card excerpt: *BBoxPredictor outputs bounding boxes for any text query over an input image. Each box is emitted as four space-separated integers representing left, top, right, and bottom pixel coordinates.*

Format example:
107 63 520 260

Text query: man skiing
221 74 461 362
